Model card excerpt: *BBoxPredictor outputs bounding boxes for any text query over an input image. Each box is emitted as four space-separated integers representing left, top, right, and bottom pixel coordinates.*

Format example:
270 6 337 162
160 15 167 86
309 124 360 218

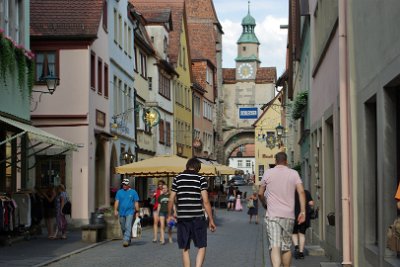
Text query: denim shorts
159 211 168 217
177 216 207 249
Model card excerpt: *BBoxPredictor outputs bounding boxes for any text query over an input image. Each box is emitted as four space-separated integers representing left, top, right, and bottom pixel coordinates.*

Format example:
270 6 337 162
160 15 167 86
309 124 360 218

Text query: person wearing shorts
292 189 314 259
157 184 175 244
167 158 216 267
258 152 306 267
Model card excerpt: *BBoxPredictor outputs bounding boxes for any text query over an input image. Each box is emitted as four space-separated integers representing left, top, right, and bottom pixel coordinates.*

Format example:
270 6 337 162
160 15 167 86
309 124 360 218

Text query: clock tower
235 2 260 80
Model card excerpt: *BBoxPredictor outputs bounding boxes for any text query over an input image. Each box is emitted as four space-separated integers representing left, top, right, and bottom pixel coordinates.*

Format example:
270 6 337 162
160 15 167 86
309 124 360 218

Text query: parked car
228 175 247 186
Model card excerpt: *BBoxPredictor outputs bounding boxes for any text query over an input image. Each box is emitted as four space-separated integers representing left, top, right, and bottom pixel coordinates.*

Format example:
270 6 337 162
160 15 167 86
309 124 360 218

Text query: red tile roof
133 0 185 65
30 0 103 38
222 67 277 84
185 0 221 66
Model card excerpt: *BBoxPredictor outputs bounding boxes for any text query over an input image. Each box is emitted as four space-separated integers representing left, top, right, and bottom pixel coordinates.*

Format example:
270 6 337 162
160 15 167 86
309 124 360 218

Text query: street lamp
32 73 60 95
275 124 284 138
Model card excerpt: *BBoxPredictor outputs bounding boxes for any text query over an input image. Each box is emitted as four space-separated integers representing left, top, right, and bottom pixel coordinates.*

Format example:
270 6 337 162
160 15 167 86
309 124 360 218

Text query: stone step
305 245 326 256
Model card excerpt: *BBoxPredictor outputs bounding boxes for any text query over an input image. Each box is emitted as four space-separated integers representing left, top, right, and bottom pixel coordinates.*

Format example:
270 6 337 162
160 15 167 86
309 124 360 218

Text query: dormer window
163 36 168 55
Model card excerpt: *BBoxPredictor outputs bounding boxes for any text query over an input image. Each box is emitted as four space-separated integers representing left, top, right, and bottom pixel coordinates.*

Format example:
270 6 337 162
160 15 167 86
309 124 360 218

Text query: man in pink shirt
258 152 306 267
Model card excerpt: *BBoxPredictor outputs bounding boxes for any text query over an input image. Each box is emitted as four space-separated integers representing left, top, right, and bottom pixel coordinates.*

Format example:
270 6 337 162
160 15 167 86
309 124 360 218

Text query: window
128 27 132 56
117 79 122 114
35 51 57 83
124 22 128 53
159 74 170 99
246 160 251 168
163 36 168 54
118 14 122 46
128 87 132 122
1 0 23 44
113 76 118 115
193 95 200 116
206 66 213 85
148 77 152 91
102 0 108 31
113 9 117 42
140 52 147 78
135 101 142 130
97 58 103 95
159 119 165 144
166 122 171 146
104 64 109 98
134 47 138 72
90 52 96 89
123 84 128 113
238 160 243 168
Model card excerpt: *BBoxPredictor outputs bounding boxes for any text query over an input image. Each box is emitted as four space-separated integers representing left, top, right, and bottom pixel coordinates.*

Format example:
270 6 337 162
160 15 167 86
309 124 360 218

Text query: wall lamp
257 124 286 149
120 151 135 163
32 73 60 95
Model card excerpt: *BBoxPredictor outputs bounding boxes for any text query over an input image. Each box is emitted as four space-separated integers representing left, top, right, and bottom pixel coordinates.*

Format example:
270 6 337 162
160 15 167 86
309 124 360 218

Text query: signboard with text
239 107 258 119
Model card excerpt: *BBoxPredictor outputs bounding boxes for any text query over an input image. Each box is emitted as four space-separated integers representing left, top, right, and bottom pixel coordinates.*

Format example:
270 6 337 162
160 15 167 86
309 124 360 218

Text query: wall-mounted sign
239 107 258 119
96 109 106 127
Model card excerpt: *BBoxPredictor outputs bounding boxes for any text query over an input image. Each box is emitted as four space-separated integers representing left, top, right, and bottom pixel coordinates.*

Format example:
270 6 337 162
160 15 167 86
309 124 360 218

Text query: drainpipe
338 1 352 266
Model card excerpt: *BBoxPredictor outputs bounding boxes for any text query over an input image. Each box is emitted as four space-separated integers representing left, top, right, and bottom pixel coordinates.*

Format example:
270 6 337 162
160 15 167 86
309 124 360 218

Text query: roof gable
134 0 185 65
30 0 103 39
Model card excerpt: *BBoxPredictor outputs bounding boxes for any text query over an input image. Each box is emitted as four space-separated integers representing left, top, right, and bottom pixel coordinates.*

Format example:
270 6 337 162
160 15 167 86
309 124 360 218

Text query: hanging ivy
0 29 35 95
27 59 35 94
291 90 308 120
0 35 15 85
15 47 26 92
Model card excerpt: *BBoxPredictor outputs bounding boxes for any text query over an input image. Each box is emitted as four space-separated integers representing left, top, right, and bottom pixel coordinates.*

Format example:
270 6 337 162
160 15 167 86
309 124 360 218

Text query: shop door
36 155 65 188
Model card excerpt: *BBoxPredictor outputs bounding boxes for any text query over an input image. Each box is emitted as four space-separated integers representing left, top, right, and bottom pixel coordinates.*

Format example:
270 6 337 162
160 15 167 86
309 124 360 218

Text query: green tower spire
237 1 259 44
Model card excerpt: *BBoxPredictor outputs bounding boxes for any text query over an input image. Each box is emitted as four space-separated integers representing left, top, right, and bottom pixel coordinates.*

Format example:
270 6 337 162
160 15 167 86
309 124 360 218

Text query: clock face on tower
237 63 254 79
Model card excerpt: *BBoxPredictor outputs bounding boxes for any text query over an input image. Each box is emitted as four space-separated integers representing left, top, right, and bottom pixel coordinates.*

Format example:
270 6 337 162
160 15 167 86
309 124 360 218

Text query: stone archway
222 130 254 165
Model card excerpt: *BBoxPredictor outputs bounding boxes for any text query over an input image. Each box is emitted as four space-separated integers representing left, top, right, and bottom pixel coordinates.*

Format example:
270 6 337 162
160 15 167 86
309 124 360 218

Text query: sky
213 0 289 77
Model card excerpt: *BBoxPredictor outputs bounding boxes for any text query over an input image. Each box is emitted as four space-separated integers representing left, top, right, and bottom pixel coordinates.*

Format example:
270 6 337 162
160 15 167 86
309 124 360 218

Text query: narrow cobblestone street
0 185 329 267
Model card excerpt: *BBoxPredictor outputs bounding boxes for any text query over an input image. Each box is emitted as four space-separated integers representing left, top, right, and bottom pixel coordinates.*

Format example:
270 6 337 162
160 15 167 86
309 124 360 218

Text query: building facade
30 0 110 224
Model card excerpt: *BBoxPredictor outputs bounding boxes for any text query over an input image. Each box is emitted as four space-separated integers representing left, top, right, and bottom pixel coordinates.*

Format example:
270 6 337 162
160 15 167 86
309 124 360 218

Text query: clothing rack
0 191 43 246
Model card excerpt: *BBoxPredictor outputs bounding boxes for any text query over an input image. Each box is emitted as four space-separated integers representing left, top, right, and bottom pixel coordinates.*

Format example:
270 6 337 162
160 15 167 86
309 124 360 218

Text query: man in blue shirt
114 178 140 247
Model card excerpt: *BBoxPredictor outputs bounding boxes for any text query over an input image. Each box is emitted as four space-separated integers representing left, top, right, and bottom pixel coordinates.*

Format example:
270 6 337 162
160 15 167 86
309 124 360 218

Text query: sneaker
123 241 129 247
298 252 304 259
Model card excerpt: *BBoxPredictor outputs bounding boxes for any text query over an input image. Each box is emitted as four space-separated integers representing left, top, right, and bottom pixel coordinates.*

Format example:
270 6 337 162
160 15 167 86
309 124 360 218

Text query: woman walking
42 186 57 239
157 184 175 244
152 180 165 243
55 184 68 239
247 192 259 224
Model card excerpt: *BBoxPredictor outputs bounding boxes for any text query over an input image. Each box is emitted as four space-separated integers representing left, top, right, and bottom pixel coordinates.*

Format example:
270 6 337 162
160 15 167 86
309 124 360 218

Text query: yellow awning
0 115 77 151
116 154 216 177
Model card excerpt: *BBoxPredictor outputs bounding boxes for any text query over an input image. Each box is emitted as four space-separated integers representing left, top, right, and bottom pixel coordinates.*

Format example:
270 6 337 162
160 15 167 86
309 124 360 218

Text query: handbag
309 207 319 219
62 200 71 215
246 199 255 209
132 217 142 238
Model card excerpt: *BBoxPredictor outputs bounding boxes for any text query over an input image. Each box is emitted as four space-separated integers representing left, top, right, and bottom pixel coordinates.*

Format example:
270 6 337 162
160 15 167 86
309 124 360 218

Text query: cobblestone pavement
0 185 331 267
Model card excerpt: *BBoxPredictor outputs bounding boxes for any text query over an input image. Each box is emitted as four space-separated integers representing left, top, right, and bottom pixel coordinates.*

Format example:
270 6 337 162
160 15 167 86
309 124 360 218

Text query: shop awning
0 115 78 151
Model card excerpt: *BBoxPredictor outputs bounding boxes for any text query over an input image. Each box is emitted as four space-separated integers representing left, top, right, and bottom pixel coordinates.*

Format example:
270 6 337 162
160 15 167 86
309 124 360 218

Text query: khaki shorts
265 217 295 251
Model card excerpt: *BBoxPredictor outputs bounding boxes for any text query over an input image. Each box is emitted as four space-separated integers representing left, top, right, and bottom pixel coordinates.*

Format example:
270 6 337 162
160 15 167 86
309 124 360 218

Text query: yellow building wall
254 100 282 185
173 18 193 158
